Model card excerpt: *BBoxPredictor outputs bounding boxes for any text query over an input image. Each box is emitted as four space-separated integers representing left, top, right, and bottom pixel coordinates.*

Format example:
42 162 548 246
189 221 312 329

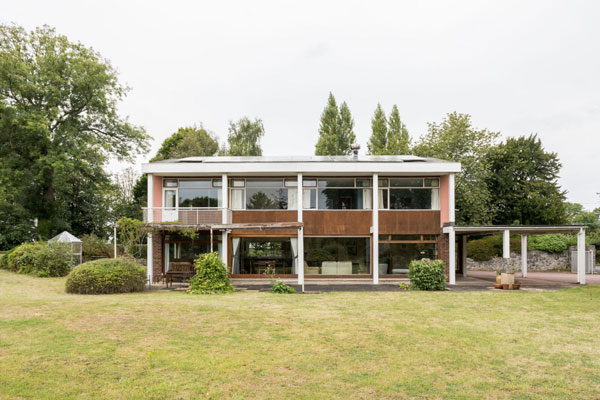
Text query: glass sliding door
234 237 294 275
304 237 370 275
378 241 437 275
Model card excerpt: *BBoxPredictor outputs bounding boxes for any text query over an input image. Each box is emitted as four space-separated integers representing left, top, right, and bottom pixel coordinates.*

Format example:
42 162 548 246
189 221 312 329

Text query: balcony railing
143 207 231 225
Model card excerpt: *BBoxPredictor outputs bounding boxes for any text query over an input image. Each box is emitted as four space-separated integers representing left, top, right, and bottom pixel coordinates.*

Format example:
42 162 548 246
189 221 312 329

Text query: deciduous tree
223 117 264 156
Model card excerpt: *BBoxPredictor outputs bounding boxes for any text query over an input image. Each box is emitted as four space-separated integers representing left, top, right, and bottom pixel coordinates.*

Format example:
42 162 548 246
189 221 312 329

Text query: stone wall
466 250 570 271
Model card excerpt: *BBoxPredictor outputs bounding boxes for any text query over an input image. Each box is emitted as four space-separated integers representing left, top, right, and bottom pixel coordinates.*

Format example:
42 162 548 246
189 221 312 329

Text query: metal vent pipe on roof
351 143 360 160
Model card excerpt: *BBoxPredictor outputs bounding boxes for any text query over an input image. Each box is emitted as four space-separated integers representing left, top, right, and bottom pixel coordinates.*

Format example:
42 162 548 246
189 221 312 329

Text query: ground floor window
304 237 370 275
378 242 437 275
164 233 221 272
232 237 296 275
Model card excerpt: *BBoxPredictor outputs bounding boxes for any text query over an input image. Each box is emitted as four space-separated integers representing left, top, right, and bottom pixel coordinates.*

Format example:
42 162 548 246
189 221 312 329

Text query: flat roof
443 225 586 235
142 155 461 175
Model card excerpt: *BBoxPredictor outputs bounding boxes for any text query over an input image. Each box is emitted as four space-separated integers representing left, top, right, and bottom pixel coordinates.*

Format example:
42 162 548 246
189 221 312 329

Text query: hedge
408 259 446 291
65 258 146 294
0 242 73 277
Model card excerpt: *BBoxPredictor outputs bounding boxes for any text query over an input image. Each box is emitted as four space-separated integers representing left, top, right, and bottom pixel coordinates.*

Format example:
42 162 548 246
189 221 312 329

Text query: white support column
577 228 586 284
448 173 455 223
373 173 379 285
113 225 118 259
147 173 154 283
221 174 228 224
449 227 456 285
461 235 467 277
297 173 304 286
503 229 510 259
521 235 528 278
221 173 229 266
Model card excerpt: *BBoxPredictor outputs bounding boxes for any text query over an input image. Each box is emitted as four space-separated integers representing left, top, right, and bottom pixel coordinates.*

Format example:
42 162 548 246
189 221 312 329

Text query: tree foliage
153 125 219 161
412 112 499 224
223 117 264 156
0 24 149 243
315 93 356 155
367 104 410 155
485 134 566 225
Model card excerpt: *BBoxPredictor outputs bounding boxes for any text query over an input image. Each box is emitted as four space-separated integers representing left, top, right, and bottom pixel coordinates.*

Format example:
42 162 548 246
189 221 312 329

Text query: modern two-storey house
141 154 461 284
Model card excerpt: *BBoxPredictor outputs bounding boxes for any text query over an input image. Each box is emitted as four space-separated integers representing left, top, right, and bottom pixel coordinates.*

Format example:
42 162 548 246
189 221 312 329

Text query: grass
0 270 599 399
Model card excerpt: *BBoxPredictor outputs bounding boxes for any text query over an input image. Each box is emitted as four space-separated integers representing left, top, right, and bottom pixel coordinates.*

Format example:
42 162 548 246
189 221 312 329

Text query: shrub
467 238 496 261
81 234 111 259
66 258 146 294
270 281 295 294
1 242 73 277
188 252 234 294
529 234 568 253
408 259 446 291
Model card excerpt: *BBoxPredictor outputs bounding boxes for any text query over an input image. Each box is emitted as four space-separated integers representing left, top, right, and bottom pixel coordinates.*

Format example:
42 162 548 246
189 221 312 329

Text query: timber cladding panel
378 210 441 235
303 211 372 235
231 210 298 236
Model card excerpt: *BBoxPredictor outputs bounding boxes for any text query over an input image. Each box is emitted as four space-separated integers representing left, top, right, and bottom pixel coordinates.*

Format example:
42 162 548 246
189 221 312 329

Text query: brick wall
152 232 163 277
439 233 450 280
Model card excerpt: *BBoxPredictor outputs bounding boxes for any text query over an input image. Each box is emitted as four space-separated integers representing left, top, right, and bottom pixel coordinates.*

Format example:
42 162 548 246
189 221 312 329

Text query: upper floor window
230 178 297 210
162 178 222 208
378 178 439 210
314 178 372 210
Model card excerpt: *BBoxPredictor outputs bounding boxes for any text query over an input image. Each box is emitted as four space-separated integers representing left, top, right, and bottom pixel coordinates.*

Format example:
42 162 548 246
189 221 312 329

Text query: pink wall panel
153 175 162 208
439 175 449 227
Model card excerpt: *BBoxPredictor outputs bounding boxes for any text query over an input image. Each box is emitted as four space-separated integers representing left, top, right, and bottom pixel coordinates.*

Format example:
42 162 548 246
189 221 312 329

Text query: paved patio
154 271 599 292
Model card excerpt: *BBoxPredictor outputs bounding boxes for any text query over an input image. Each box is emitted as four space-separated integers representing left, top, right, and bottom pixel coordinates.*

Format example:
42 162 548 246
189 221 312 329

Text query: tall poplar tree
387 105 410 154
367 103 388 155
315 93 356 155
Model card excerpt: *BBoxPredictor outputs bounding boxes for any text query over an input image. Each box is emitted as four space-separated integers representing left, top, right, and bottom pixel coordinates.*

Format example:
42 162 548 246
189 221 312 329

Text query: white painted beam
297 173 304 286
221 173 228 224
503 229 510 259
373 173 379 285
448 173 455 223
577 228 586 284
521 235 528 278
147 174 154 283
449 227 456 285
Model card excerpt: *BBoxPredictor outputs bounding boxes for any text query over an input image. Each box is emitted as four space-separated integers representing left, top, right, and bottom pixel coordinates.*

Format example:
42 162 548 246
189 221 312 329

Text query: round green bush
466 238 497 261
408 259 446 291
66 258 146 294
1 242 73 277
188 252 234 294
528 234 568 253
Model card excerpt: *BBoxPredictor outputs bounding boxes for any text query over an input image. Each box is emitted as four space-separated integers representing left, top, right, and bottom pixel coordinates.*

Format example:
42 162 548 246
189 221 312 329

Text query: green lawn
1 271 599 399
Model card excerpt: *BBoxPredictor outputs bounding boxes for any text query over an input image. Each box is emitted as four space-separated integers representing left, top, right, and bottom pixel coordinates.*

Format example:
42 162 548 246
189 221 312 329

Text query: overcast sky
2 0 599 208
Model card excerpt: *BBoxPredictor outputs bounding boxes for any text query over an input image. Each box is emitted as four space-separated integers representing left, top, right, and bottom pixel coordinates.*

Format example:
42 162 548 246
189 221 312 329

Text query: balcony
143 207 231 225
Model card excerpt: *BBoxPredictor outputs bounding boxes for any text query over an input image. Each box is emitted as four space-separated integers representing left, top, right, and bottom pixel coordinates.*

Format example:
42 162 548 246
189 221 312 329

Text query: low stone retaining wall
467 250 569 271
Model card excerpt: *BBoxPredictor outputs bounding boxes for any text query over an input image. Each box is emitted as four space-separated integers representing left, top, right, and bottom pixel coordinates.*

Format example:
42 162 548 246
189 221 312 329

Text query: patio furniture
166 261 195 287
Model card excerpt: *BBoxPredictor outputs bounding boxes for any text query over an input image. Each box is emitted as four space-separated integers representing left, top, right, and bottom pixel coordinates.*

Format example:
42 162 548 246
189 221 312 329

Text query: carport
442 224 587 285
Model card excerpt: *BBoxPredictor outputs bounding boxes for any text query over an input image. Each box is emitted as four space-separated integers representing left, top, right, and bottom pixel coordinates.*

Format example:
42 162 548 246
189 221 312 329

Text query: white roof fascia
142 161 461 175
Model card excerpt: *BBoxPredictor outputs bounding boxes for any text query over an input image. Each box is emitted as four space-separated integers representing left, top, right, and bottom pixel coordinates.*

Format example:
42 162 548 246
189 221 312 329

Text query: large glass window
315 178 372 210
304 237 370 275
229 179 294 210
378 234 437 275
164 233 222 272
232 237 295 275
162 178 222 208
379 177 440 210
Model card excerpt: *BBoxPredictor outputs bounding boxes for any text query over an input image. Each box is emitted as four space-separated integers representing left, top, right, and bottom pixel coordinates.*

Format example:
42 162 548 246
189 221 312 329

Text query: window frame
378 177 440 211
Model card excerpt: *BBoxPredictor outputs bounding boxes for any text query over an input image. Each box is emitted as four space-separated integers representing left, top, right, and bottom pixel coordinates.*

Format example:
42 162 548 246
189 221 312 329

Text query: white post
503 229 510 259
113 225 117 259
449 227 456 285
448 173 455 223
221 174 229 267
373 173 379 284
297 173 304 287
577 228 586 284
221 173 228 224
147 173 154 283
521 235 528 278
461 235 467 277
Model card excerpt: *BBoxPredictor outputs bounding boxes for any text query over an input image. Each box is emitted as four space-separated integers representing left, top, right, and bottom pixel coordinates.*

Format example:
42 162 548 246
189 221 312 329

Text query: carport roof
442 224 586 235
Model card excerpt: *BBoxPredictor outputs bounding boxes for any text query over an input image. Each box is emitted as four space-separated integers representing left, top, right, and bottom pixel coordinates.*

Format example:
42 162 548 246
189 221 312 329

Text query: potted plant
495 270 502 285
